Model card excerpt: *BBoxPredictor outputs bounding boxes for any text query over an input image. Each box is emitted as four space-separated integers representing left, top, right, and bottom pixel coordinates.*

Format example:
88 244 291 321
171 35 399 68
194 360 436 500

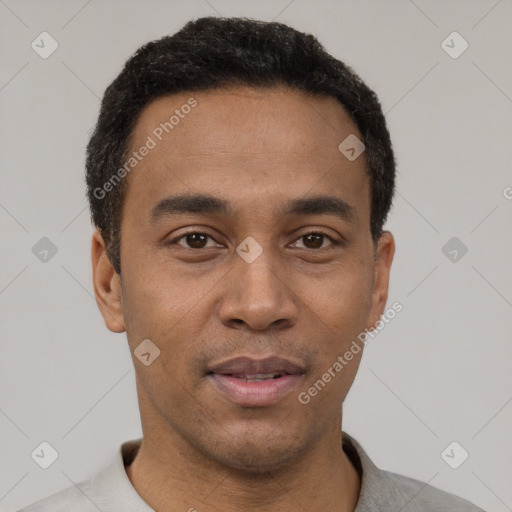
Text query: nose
218 247 299 332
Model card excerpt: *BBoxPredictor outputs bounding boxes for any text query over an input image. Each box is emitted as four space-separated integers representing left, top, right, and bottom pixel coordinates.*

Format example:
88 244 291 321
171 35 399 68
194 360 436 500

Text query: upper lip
207 356 306 376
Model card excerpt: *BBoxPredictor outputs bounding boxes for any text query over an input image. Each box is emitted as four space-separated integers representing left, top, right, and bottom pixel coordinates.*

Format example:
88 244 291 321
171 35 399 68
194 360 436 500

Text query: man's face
95 86 394 472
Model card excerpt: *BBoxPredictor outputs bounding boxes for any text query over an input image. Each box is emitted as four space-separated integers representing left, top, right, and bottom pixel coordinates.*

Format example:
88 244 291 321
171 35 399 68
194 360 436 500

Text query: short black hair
86 16 395 275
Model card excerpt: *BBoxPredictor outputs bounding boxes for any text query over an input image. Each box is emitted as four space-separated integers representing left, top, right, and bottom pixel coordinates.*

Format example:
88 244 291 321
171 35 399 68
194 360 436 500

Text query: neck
126 420 361 512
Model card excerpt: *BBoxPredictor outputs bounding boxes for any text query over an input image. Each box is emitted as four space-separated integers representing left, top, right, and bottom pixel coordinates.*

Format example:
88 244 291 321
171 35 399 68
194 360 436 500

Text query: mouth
206 356 305 407
227 373 286 382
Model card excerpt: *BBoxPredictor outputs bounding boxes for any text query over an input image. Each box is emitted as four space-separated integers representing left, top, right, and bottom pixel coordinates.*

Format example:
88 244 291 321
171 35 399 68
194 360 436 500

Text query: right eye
167 231 221 249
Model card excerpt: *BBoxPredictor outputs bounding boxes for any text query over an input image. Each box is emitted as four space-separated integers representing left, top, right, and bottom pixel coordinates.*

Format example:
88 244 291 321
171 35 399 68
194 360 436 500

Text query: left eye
291 232 335 250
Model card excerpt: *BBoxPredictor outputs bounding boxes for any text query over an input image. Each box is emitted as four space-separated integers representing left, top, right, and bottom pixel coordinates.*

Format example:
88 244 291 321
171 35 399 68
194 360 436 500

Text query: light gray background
1 1 511 511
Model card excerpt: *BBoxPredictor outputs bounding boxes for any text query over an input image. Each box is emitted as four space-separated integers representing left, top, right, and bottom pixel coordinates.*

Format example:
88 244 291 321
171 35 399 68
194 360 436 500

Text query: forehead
123 86 370 223
132 86 360 155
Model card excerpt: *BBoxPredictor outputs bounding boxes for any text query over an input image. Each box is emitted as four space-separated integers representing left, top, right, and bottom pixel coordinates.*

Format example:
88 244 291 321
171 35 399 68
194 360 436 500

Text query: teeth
235 373 281 382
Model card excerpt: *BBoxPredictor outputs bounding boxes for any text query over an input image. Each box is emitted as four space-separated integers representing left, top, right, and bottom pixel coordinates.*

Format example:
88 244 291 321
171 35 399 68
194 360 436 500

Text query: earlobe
91 230 126 333
368 231 395 330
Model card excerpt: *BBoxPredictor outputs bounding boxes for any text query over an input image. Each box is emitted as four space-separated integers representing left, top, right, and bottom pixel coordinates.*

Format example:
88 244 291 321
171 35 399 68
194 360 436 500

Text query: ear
367 231 395 330
91 229 126 333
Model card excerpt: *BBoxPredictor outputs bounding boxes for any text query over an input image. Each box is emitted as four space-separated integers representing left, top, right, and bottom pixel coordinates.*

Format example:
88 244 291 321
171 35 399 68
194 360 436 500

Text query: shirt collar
87 439 153 511
343 433 402 511
88 432 393 511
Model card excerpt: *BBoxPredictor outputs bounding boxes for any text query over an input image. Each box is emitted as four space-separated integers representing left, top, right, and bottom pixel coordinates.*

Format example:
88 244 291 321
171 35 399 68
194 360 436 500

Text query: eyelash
167 229 340 249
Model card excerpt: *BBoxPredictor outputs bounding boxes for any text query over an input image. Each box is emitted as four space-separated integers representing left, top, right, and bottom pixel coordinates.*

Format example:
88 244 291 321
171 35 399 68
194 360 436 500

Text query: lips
208 356 305 377
207 356 305 407
230 373 282 382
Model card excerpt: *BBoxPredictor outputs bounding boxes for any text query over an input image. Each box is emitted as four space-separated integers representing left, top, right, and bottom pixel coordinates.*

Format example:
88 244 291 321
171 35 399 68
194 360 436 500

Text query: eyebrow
150 193 356 224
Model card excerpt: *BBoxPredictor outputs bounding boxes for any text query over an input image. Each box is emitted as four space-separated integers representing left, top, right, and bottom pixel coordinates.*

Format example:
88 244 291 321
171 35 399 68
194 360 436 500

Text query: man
20 16 485 512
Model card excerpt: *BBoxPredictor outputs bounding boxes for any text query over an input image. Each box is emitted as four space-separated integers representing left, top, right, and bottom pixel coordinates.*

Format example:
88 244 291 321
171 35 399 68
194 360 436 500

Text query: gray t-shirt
18 433 485 511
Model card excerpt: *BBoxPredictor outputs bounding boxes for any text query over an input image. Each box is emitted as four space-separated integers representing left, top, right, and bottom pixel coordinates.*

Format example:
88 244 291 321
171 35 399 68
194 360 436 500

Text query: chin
201 426 313 475
215 446 299 475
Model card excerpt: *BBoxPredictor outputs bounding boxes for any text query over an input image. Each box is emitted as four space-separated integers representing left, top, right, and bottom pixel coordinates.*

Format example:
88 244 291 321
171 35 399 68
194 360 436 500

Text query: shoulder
17 438 145 512
343 433 486 512
379 468 486 511
16 479 98 512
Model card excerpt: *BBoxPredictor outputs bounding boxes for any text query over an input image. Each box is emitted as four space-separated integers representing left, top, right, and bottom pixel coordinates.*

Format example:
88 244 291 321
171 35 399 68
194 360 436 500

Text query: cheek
296 260 374 397
121 244 185 329
120 256 219 370
299 259 375 334
120 262 177 365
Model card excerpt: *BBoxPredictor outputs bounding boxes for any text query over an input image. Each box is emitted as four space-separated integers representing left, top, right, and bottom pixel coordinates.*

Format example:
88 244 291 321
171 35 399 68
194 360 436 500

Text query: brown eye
184 233 208 248
295 232 336 250
303 233 325 249
171 232 218 249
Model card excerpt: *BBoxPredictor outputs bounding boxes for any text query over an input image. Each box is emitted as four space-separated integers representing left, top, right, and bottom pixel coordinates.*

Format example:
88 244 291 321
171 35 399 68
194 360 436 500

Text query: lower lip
208 374 303 407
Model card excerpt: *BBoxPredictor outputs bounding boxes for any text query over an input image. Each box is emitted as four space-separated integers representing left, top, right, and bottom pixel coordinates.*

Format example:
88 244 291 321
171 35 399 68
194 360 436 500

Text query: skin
92 86 395 512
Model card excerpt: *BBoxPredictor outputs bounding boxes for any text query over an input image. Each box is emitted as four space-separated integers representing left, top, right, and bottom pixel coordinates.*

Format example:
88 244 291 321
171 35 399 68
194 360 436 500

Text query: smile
206 356 306 407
